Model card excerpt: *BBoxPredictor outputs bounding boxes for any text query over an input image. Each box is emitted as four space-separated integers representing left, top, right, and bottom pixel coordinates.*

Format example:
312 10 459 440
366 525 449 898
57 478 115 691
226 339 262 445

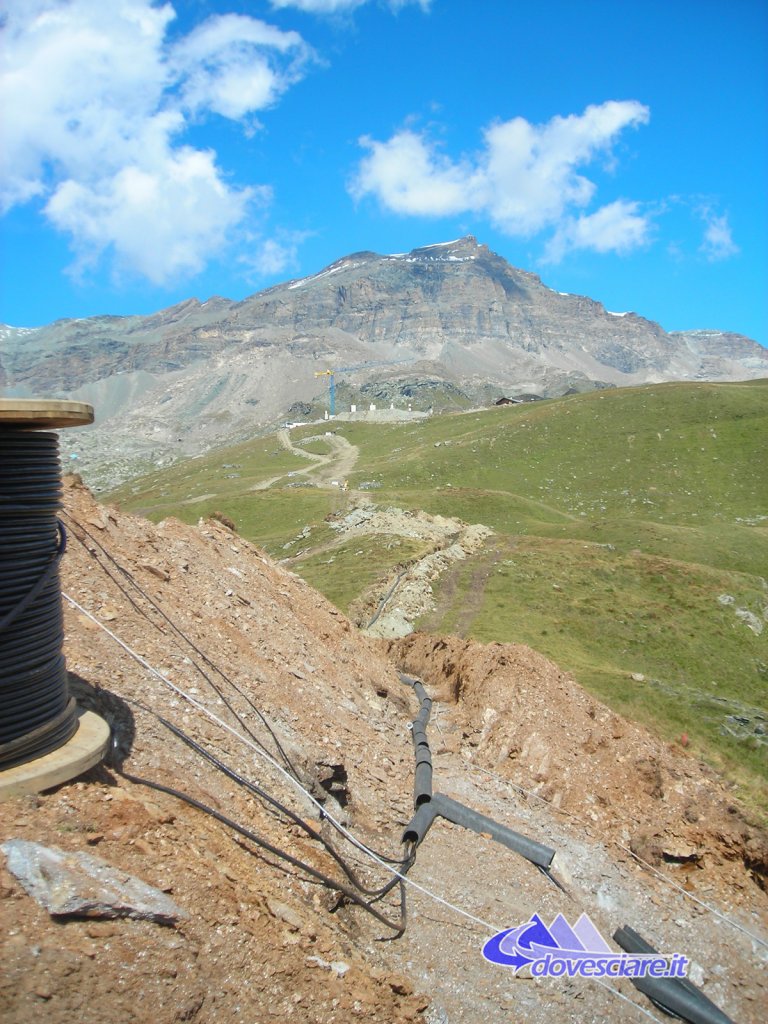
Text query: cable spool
0 400 95 774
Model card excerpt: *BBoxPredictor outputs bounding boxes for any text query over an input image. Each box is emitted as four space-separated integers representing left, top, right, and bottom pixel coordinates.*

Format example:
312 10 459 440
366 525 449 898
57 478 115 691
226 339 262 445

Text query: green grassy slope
111 436 309 509
109 381 768 816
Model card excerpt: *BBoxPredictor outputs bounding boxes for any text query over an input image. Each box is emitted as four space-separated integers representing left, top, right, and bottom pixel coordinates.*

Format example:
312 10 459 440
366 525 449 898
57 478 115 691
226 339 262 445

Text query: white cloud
543 200 651 263
351 130 482 215
171 14 310 120
270 0 368 10
350 101 650 259
240 231 310 278
269 0 430 12
698 207 739 262
0 0 312 284
46 151 265 284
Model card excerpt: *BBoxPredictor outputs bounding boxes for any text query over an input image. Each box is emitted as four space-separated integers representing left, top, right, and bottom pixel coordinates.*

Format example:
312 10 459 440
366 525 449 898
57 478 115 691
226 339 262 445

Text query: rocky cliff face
2 237 766 486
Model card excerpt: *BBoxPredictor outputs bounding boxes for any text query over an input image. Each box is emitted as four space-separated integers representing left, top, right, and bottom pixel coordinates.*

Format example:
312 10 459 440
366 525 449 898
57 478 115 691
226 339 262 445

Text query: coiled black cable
0 429 76 768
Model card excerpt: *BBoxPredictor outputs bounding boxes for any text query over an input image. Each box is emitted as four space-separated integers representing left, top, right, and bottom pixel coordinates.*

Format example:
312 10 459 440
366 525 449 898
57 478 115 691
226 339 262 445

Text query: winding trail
250 429 360 491
267 429 497 641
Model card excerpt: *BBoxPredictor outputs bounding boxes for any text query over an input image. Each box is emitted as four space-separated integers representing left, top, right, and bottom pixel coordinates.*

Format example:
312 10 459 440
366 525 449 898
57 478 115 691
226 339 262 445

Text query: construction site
1 400 766 1024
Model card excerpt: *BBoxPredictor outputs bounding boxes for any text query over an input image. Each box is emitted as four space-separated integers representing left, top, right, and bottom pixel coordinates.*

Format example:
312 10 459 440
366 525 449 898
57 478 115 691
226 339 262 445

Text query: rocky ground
1 478 766 1024
323 502 494 637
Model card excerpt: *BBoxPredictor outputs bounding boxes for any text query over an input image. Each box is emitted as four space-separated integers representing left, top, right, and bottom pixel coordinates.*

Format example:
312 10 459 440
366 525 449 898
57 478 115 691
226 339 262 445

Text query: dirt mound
388 633 767 894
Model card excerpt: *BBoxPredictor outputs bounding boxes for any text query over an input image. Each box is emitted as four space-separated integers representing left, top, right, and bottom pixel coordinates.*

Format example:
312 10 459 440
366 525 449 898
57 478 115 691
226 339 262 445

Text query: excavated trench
387 632 768 888
312 501 495 638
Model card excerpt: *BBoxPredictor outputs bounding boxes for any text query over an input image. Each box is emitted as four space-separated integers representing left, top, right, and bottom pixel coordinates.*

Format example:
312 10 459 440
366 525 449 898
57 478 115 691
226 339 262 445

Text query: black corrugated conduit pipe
400 793 555 870
398 672 556 870
430 794 555 870
0 429 77 769
401 799 439 846
400 672 433 806
613 926 735 1024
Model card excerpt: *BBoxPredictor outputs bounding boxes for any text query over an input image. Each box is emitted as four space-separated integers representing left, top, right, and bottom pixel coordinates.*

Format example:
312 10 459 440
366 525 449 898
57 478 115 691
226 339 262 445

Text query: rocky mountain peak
1 237 766 487
390 235 487 262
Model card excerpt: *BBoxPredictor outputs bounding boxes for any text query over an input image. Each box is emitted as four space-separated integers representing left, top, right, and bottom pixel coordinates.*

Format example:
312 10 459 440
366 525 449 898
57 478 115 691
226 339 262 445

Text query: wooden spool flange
0 399 94 429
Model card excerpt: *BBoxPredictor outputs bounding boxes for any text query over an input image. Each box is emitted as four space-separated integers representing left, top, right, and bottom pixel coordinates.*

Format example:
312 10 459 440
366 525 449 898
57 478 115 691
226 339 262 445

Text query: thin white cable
61 592 679 1023
63 592 493 932
470 763 768 951
594 979 666 1023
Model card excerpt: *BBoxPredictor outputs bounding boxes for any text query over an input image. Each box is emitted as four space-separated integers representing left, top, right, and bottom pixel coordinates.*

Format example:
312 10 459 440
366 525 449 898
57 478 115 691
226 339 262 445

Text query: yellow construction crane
314 359 410 416
314 369 336 415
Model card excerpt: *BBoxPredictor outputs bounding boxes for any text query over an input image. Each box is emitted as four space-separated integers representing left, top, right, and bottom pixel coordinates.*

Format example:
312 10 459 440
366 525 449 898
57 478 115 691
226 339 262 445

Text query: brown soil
388 633 768 890
1 478 766 1024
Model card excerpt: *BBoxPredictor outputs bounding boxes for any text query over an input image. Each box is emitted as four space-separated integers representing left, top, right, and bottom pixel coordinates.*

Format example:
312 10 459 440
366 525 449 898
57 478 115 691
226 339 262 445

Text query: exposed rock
1 839 187 925
265 897 303 932
735 608 764 635
3 236 766 489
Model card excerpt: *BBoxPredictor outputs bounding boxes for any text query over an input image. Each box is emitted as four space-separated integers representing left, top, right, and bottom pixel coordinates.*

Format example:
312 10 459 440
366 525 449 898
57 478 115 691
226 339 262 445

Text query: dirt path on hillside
249 429 360 491
311 505 496 638
308 435 360 487
477 487 580 522
364 524 493 638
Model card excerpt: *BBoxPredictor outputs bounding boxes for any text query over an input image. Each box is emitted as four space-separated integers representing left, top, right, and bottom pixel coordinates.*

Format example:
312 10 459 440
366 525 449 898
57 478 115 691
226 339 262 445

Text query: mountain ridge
2 236 766 487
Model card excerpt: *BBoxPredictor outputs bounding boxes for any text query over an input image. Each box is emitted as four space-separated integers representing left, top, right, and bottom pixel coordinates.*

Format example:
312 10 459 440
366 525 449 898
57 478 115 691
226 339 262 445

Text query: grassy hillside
109 381 768 817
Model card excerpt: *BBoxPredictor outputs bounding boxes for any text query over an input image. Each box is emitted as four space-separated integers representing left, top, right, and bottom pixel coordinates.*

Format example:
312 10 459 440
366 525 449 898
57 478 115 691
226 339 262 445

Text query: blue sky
2 0 766 345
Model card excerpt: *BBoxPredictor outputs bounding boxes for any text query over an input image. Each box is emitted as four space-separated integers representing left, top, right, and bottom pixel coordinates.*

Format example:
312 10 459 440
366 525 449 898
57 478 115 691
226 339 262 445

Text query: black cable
152 710 416 894
116 686 415 883
64 510 415 867
0 429 77 768
62 511 299 777
114 761 407 936
367 568 407 629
